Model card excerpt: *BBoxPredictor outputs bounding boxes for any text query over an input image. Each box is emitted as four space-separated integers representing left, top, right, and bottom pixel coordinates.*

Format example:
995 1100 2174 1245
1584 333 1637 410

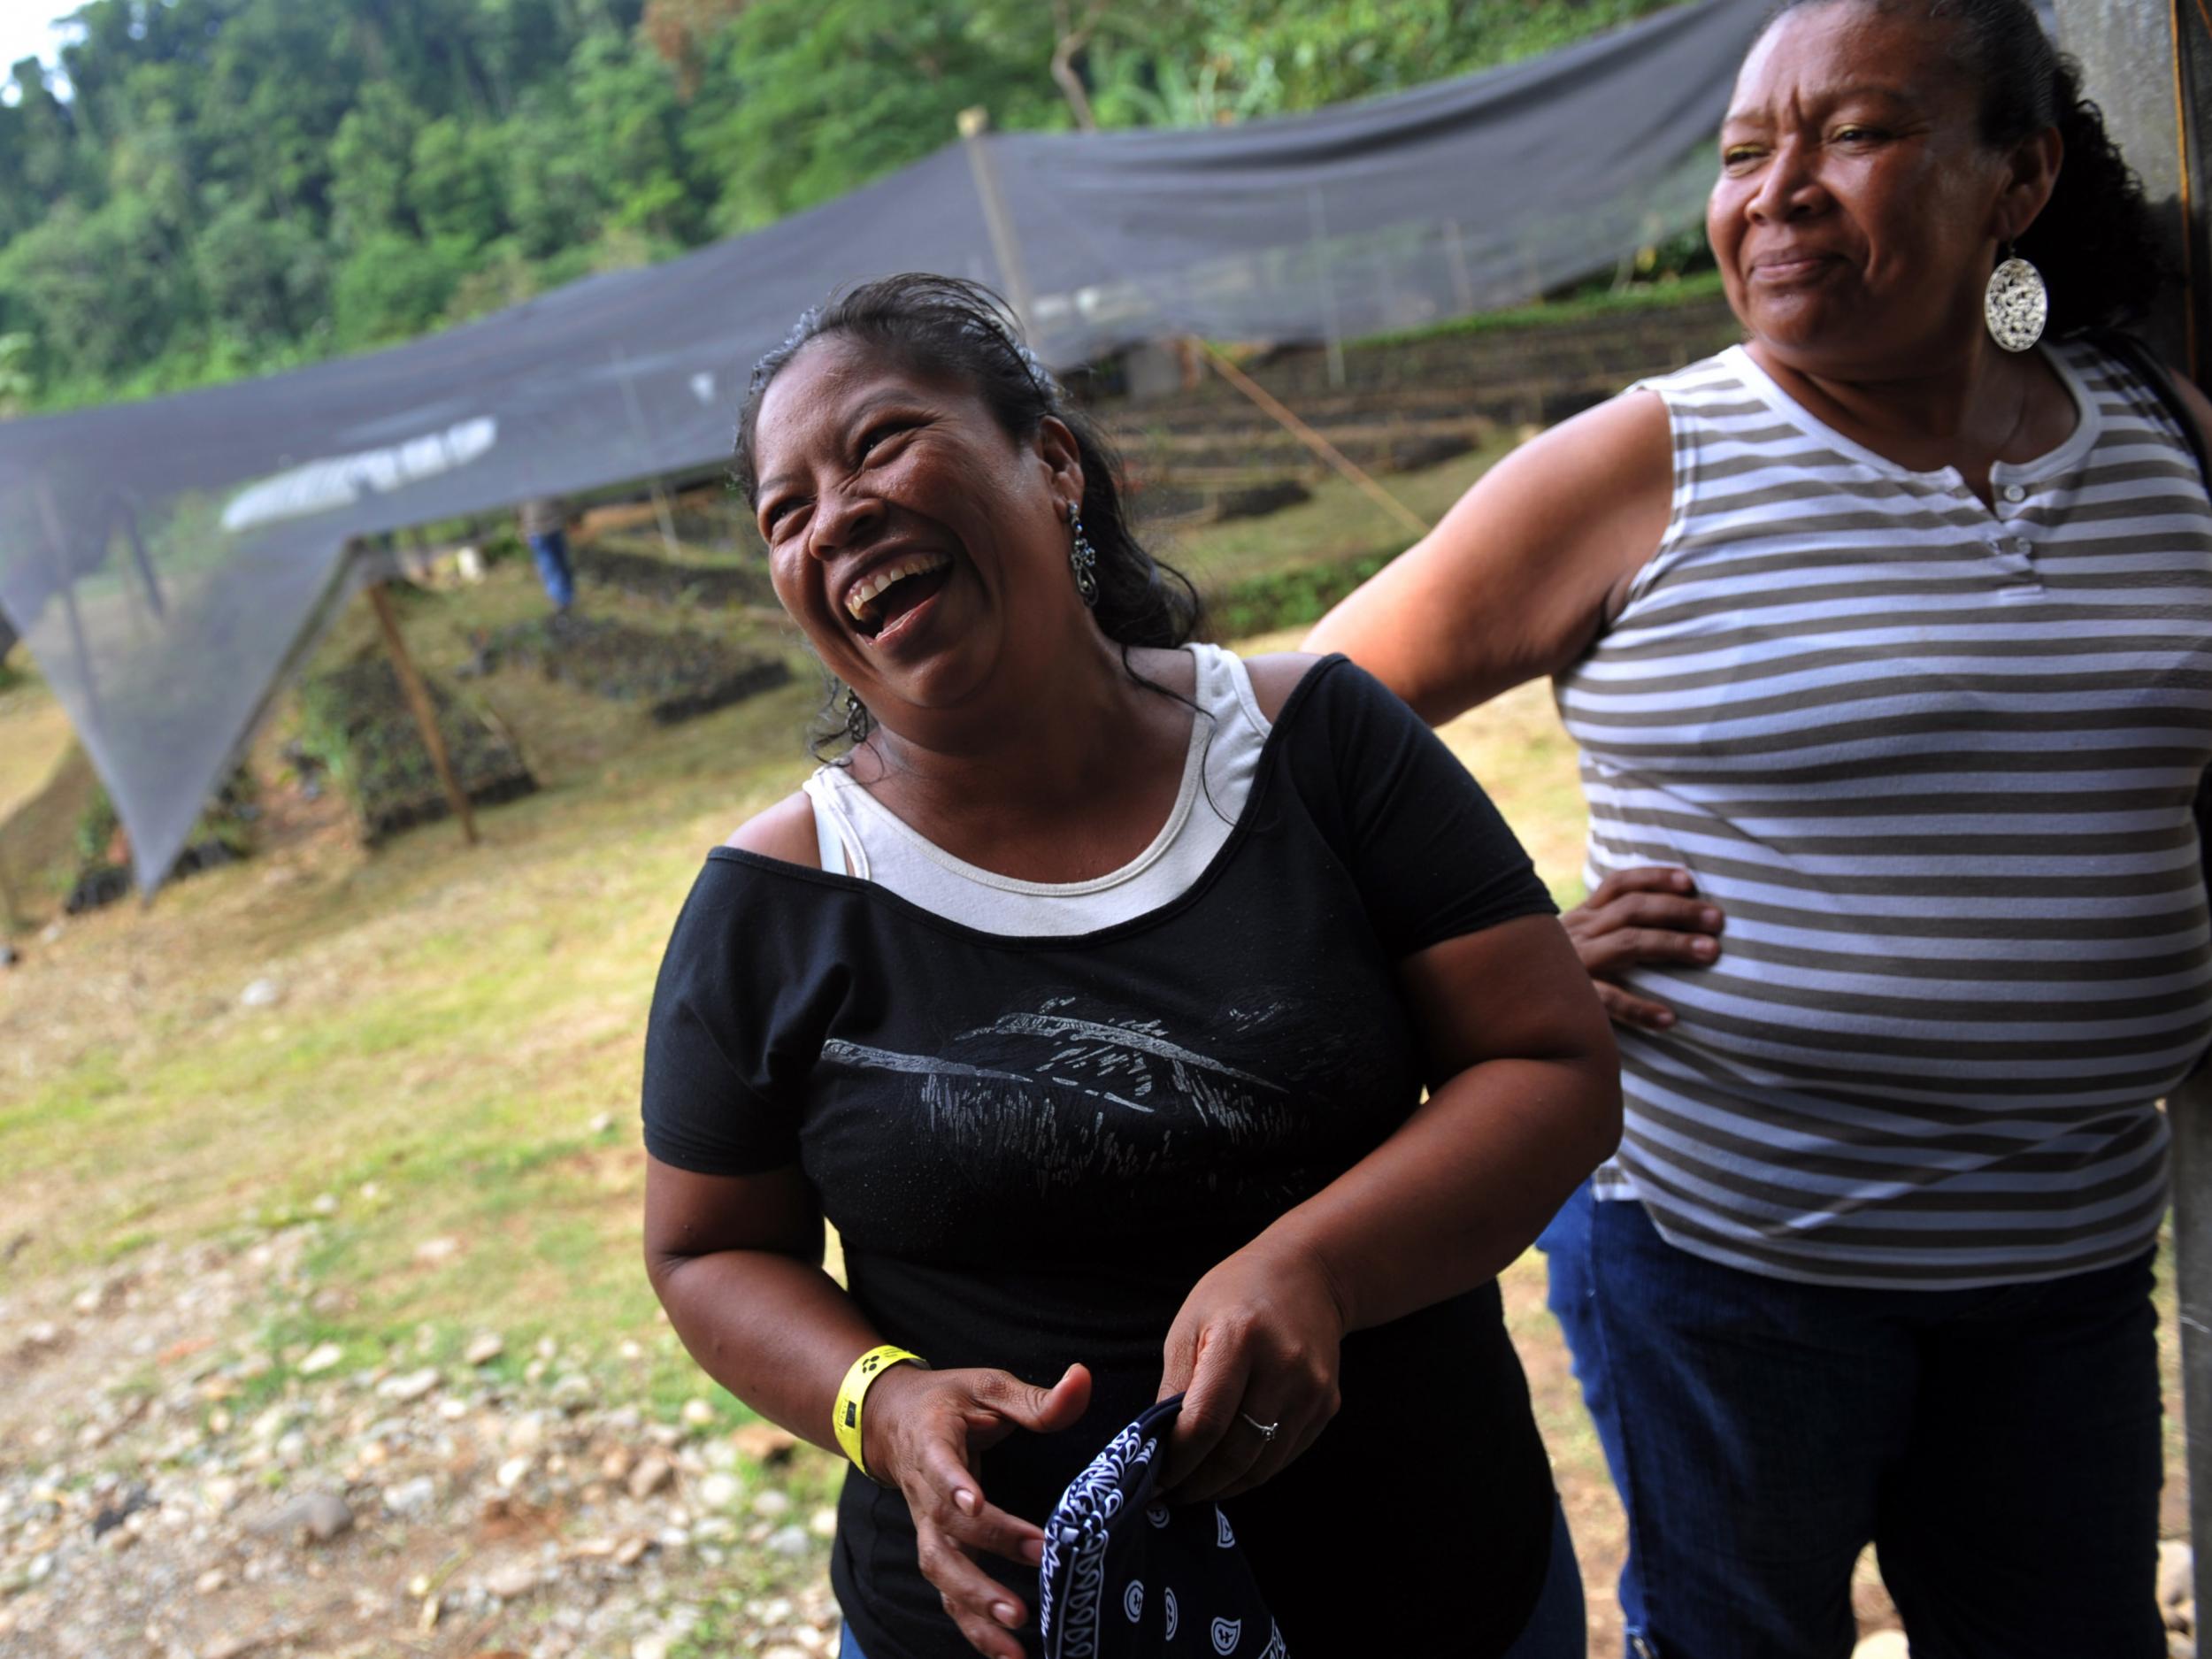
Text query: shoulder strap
799 772 858 878
2086 327 2212 489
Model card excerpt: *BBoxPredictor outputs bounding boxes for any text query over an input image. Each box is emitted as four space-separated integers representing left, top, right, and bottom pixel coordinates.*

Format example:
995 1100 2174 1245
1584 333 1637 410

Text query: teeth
845 551 950 621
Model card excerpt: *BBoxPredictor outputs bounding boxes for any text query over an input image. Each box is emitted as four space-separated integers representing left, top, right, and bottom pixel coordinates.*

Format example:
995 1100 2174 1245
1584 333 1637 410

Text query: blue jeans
1538 1180 2164 1659
526 530 573 611
834 1495 1585 1657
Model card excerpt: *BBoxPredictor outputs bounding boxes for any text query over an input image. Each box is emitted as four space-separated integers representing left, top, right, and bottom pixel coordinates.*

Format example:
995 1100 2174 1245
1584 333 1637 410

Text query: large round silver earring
841 687 871 744
1985 244 2048 353
1068 505 1100 607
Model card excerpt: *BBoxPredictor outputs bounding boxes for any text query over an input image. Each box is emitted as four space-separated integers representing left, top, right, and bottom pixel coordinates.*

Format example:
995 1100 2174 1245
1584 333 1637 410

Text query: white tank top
802 644 1270 936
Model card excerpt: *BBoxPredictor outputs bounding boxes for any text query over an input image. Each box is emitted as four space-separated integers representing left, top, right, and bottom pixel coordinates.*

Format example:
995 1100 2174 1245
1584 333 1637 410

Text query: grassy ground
1153 435 1512 593
0 453 2191 1652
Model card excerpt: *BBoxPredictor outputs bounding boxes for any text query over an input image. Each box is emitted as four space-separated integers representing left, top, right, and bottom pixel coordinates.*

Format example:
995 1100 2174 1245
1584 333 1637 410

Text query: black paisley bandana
1038 1395 1286 1659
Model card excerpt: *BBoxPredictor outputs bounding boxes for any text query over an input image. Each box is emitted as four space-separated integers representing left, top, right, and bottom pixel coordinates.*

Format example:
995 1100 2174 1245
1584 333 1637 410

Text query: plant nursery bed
484 616 791 726
297 658 538 845
575 542 778 610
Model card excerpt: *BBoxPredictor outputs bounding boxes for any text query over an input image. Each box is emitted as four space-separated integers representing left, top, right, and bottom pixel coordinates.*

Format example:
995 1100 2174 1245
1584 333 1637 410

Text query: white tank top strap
799 643 1268 934
801 771 867 879
1198 641 1271 739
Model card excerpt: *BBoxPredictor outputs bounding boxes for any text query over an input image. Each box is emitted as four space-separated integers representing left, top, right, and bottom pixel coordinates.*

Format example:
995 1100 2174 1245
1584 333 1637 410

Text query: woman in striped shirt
1311 1 2212 1654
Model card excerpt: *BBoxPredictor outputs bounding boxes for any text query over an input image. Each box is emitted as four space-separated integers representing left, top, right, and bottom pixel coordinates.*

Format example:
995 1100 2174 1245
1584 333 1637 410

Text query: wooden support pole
957 106 1035 336
648 477 682 565
367 581 477 848
1194 340 1432 540
1442 219 1477 314
1307 188 1346 390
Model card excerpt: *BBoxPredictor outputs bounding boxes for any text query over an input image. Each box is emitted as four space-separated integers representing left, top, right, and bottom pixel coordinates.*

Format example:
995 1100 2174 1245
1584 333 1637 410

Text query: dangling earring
1985 242 2048 353
841 687 871 744
1067 503 1100 607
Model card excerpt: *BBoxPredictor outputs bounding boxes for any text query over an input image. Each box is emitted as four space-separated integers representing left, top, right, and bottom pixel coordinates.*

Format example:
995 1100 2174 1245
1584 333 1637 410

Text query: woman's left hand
1156 1234 1347 1503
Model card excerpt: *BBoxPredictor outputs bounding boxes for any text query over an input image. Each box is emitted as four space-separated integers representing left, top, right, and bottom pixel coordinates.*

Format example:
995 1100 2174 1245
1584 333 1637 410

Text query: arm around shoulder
1304 388 1674 723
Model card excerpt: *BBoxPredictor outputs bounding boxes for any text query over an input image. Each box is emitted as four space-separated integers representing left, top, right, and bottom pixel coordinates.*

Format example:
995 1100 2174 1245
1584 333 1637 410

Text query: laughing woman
639 276 1619 1659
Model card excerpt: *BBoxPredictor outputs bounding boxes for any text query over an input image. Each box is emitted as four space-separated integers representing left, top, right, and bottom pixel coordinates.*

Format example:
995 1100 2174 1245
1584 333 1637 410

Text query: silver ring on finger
1237 1411 1279 1443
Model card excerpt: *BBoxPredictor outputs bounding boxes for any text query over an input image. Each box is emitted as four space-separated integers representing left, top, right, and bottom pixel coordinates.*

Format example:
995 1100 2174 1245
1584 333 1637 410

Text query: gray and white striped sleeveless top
1556 340 2212 1288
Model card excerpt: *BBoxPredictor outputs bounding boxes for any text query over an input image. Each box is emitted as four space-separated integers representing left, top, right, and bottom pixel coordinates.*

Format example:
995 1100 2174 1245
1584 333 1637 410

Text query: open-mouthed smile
841 549 954 639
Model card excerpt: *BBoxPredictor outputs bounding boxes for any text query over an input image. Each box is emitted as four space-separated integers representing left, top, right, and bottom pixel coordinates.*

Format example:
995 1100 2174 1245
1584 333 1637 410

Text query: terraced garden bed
576 541 777 610
296 657 538 845
482 615 791 726
58 772 260 913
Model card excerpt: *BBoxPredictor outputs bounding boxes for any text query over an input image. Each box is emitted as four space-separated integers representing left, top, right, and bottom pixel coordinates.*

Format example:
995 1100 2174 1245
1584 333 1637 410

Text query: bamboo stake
367 581 477 847
1194 340 1431 539
649 480 680 562
1307 188 1346 390
957 107 1035 335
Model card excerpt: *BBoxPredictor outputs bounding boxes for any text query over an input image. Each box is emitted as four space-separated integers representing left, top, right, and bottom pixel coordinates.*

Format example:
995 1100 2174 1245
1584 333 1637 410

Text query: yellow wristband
833 1344 926 1477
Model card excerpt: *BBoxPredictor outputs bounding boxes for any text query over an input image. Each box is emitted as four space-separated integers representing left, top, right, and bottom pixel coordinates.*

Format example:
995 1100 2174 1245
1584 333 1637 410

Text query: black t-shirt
642 657 1562 1658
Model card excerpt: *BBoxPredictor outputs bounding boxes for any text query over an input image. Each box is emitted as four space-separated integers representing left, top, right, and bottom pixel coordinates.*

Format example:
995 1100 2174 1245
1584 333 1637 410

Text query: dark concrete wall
2054 0 2211 375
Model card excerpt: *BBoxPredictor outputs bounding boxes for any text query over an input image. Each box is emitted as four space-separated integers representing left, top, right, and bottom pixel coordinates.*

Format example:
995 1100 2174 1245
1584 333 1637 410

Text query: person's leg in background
1873 1249 2164 1659
1563 1194 1916 1657
526 529 574 613
1540 1179 1643 1642
1540 1180 1626 1474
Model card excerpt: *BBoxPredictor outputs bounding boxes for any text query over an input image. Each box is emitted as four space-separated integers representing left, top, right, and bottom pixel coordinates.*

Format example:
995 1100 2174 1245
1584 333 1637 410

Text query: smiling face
1708 1 2044 378
749 334 1087 733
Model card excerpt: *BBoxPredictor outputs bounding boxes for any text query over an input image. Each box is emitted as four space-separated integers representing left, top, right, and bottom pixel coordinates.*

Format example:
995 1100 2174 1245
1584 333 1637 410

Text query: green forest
0 0 1681 415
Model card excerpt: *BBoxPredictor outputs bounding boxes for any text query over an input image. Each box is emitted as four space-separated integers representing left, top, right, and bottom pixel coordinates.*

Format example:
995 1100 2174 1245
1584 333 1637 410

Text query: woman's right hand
1562 866 1724 1031
861 1361 1093 1659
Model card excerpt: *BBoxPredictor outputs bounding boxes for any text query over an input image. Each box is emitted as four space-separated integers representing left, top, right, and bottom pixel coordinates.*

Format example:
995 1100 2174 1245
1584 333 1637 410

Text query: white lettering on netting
219 416 498 533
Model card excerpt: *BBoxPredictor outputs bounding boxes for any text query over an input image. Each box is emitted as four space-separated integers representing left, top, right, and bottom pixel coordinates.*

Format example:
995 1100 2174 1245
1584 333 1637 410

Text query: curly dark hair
1762 0 2170 335
733 273 1204 759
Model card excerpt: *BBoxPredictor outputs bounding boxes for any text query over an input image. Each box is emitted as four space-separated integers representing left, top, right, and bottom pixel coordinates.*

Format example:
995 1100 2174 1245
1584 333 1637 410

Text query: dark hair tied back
1765 0 2169 334
733 274 1204 759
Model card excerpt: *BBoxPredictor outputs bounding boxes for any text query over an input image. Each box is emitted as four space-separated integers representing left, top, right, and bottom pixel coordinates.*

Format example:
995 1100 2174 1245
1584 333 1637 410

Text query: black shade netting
0 0 1770 889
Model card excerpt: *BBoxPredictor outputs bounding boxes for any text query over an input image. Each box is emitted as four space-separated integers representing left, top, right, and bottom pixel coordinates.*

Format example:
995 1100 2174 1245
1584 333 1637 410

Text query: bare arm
1305 391 1725 1029
1304 388 1675 721
642 1157 864 1440
642 1162 1088 1659
1157 911 1620 1499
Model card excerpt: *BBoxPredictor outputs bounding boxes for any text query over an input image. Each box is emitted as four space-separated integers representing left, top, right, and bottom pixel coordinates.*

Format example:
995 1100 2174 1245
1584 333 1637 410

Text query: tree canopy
0 0 1681 413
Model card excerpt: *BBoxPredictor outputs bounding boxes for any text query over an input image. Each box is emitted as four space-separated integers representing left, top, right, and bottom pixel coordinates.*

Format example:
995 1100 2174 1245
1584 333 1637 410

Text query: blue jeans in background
834 1494 1586 1657
1538 1179 2164 1659
526 529 574 611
